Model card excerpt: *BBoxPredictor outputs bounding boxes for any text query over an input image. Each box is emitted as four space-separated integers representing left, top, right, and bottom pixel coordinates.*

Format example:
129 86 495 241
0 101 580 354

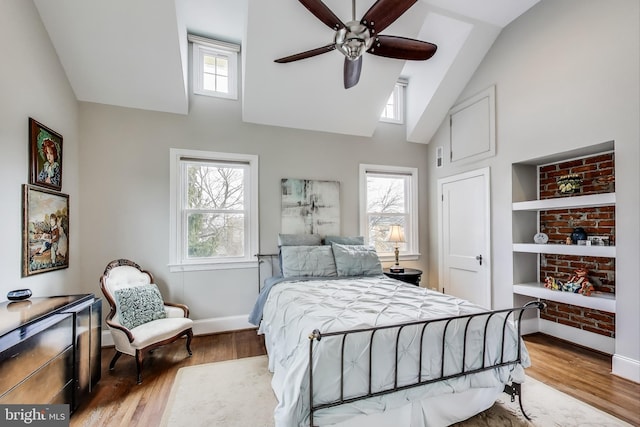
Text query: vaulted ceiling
34 0 539 143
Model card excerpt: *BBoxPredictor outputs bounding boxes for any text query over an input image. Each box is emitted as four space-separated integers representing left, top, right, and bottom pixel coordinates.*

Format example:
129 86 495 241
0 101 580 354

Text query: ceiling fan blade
275 44 336 63
344 57 362 89
361 0 417 34
367 35 437 60
299 0 346 30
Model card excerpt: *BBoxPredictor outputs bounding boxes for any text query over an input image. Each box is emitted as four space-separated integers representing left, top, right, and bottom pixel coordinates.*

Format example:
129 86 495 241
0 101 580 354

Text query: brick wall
538 153 615 337
540 300 615 338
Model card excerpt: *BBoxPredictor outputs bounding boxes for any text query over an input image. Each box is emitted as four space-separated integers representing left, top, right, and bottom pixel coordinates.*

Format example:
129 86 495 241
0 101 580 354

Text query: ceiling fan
275 0 438 89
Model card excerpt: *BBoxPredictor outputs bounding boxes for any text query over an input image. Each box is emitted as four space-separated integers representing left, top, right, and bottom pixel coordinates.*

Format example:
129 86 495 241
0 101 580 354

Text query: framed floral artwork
22 184 69 276
29 117 63 191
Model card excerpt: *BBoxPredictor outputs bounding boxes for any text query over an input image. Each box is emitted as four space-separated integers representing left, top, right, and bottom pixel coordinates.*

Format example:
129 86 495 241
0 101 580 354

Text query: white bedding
258 275 530 427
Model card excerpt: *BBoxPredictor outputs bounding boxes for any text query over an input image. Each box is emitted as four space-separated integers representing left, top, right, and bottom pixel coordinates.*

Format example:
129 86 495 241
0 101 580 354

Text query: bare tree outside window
185 163 246 258
366 174 408 254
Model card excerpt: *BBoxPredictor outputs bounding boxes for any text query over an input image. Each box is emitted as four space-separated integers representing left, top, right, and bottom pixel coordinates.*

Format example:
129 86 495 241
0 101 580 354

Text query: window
359 164 419 259
380 80 406 124
189 34 239 100
169 149 258 271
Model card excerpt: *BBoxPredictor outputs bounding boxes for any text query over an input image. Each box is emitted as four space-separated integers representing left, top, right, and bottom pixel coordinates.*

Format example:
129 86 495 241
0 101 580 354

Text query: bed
249 237 542 427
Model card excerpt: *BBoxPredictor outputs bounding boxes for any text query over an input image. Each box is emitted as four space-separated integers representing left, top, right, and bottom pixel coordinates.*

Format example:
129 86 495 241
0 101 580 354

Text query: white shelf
512 193 616 211
513 283 616 313
513 243 616 257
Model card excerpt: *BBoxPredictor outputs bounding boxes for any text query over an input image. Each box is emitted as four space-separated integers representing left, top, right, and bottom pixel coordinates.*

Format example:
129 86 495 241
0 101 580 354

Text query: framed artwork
29 117 63 191
22 184 69 276
281 178 340 235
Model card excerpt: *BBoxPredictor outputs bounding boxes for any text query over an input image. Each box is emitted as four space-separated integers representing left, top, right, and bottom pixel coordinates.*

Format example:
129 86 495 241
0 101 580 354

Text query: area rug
160 356 631 427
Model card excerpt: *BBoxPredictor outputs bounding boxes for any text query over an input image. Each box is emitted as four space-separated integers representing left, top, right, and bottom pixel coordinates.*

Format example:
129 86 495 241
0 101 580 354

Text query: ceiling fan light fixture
334 22 373 60
275 0 436 89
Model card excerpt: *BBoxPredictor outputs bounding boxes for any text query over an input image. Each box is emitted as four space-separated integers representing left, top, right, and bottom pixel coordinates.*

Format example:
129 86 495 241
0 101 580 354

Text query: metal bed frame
306 301 545 427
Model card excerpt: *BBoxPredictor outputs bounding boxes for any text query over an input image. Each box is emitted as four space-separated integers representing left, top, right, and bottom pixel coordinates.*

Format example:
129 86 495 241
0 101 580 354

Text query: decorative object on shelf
533 232 549 244
557 173 582 194
561 282 582 293
7 288 32 301
566 268 595 296
570 227 587 244
544 276 561 291
587 235 610 246
29 118 64 192
565 236 572 245
387 225 405 273
593 175 615 192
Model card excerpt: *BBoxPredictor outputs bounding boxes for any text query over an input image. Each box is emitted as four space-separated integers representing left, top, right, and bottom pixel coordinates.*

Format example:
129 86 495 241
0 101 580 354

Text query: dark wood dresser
0 294 101 413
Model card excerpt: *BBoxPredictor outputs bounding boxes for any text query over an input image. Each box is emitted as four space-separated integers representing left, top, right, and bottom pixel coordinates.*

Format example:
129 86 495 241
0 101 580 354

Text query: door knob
476 254 483 265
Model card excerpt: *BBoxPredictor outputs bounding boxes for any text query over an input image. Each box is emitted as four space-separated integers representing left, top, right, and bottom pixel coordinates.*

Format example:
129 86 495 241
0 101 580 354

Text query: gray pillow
115 283 166 330
280 245 337 277
278 233 322 246
323 235 365 245
331 243 383 276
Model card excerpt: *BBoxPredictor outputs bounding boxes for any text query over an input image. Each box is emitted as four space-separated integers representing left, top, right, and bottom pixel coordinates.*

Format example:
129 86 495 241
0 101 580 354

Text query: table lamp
387 225 405 273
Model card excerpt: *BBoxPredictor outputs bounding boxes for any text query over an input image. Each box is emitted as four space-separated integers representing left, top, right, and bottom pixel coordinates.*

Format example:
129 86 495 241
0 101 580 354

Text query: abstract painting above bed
281 179 340 235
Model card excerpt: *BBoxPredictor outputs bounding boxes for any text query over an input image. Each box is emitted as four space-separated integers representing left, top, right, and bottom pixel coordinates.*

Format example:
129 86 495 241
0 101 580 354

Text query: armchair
100 259 193 384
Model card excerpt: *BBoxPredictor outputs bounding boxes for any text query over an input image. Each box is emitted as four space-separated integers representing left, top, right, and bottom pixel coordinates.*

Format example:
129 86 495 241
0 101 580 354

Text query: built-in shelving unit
513 243 615 258
512 190 617 312
513 283 615 312
512 192 616 211
511 144 617 353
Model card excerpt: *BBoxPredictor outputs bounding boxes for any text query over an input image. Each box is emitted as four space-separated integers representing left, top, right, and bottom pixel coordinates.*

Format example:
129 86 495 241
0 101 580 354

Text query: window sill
378 253 420 262
168 260 258 273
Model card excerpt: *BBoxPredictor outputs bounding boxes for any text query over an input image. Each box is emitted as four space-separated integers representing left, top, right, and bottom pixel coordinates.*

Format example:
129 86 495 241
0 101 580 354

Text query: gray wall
426 0 639 378
0 0 82 298
77 95 429 326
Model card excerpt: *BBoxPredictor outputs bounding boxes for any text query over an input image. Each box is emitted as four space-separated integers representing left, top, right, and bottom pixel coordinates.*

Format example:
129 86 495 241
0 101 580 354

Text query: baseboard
101 314 253 347
612 354 640 383
538 319 615 354
519 317 539 335
191 315 254 336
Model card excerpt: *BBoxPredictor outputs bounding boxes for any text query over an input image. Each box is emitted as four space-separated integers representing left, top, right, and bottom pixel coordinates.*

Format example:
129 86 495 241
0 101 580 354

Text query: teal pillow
331 243 383 276
115 283 166 329
323 236 365 245
280 246 337 277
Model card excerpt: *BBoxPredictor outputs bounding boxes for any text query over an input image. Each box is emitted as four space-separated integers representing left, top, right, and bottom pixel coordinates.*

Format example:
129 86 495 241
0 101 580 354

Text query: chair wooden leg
109 351 123 370
185 329 193 356
135 350 144 384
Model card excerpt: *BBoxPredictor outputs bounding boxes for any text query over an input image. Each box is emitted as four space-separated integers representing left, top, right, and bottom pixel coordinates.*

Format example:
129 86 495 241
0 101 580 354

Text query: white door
438 168 491 308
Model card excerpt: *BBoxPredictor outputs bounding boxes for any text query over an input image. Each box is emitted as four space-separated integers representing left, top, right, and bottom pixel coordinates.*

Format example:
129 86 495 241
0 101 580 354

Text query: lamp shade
387 225 405 243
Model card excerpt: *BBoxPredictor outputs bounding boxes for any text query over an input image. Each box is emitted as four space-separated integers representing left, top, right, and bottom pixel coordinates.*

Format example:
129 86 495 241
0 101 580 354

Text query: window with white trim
169 149 258 271
359 164 419 259
380 80 406 124
189 34 239 100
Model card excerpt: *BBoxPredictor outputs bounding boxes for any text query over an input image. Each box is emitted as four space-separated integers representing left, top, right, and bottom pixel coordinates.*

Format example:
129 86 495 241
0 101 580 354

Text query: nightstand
383 268 422 286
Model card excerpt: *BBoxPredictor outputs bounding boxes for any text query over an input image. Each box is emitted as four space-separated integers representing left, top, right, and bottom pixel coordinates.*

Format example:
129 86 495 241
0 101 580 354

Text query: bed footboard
307 300 545 426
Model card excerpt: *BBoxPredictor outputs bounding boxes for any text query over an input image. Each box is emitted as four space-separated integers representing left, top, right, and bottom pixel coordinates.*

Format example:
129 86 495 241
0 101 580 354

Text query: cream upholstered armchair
100 259 193 384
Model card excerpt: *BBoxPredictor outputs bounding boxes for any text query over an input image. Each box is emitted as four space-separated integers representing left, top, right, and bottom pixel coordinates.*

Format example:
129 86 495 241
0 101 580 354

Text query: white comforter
259 275 529 427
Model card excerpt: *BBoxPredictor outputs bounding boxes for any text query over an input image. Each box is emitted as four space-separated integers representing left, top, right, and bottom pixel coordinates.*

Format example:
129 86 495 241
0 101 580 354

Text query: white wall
426 0 639 382
0 0 82 299
77 94 429 331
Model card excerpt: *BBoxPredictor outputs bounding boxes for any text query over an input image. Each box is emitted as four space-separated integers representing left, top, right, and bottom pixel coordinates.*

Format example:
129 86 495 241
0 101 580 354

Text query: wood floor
70 331 639 427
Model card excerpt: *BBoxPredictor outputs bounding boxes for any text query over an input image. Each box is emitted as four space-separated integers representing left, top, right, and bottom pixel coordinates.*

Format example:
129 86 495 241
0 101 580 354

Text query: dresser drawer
0 313 73 397
0 345 74 404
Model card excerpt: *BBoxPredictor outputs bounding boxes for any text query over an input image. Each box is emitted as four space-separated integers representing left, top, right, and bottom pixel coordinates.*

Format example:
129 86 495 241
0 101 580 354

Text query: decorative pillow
331 243 383 277
323 236 365 245
115 283 166 330
280 246 337 277
278 233 322 246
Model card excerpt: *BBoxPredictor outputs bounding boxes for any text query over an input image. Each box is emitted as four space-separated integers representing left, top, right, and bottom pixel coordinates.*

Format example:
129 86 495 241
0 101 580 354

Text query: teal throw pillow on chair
115 283 167 330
